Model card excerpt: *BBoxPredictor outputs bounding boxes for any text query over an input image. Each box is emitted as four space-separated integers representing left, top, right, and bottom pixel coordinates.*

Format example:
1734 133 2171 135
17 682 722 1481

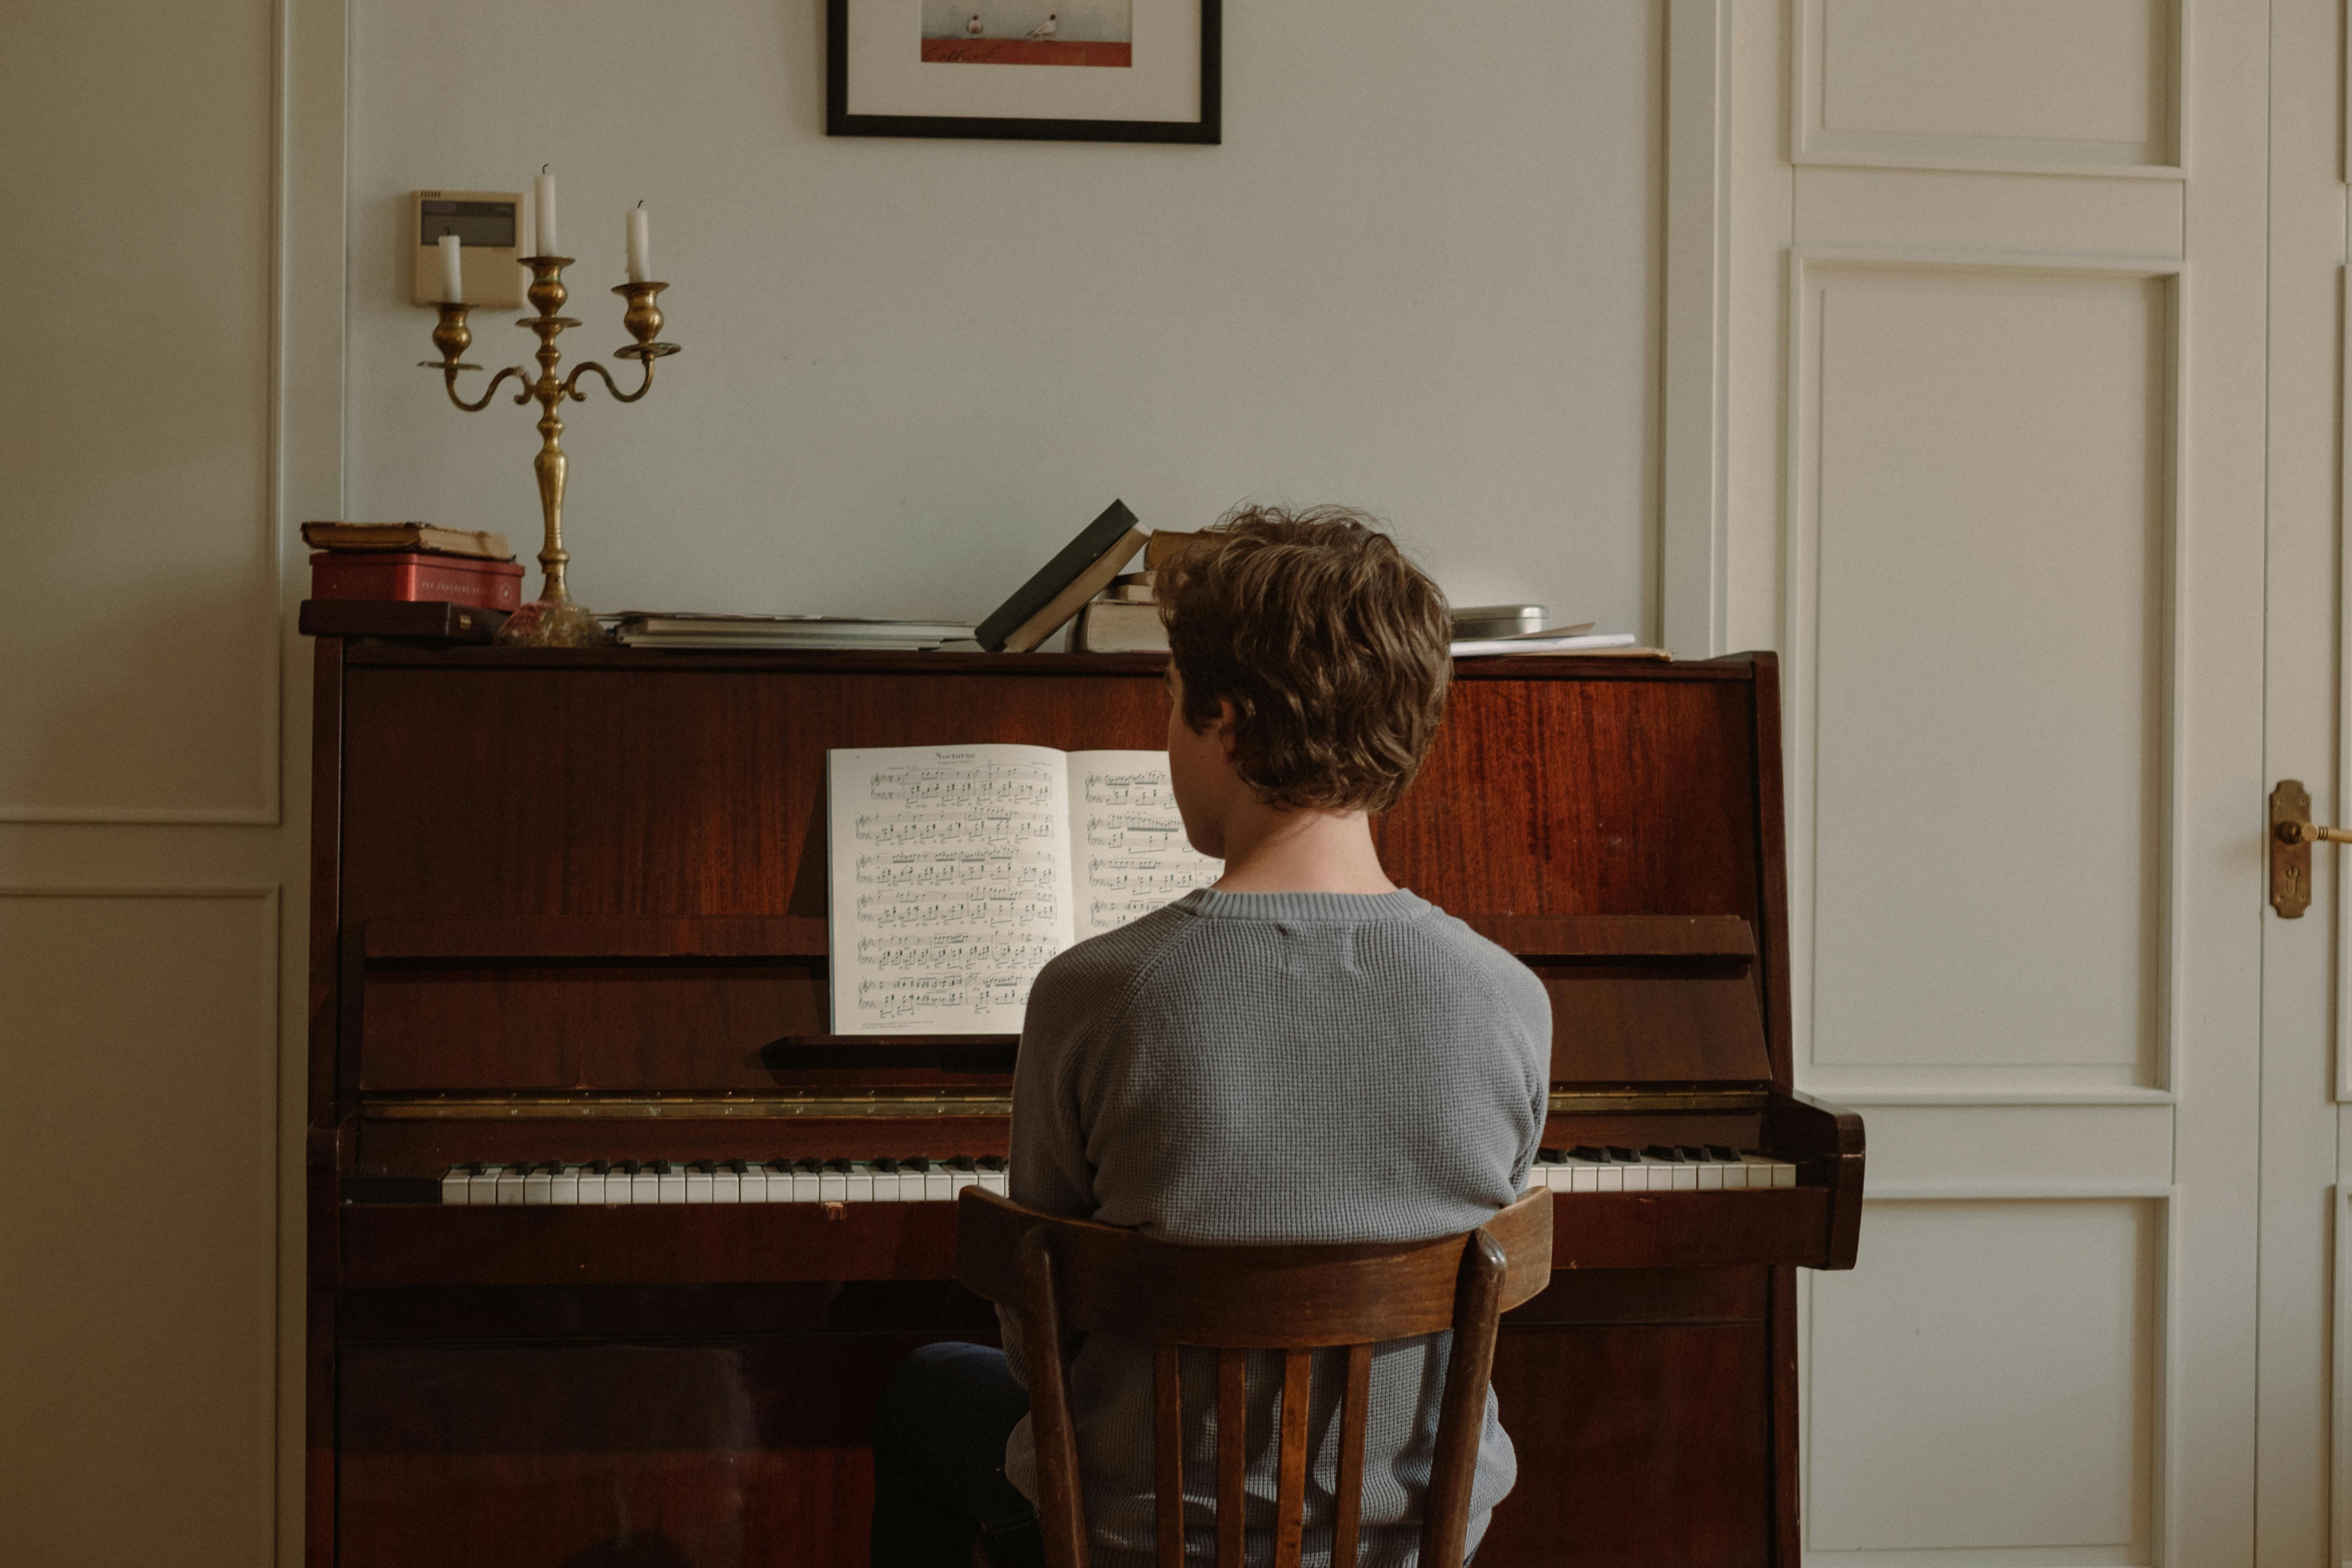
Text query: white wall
346 0 1662 636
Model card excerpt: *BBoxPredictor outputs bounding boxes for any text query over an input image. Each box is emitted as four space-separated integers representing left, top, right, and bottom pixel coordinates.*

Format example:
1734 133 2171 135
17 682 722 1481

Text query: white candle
437 232 464 302
534 169 560 257
626 205 651 284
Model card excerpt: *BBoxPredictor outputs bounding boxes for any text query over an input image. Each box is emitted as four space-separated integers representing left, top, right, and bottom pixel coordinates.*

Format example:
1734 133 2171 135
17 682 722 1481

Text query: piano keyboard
1528 1145 1798 1193
435 1147 1799 1206
438 1156 1008 1206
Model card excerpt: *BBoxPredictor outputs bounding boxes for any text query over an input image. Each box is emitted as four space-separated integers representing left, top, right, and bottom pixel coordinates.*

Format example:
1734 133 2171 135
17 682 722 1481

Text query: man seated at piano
872 506 1552 1568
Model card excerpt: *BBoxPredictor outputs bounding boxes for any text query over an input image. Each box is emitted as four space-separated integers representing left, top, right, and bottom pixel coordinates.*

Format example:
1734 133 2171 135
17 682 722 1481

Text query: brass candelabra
421 256 680 646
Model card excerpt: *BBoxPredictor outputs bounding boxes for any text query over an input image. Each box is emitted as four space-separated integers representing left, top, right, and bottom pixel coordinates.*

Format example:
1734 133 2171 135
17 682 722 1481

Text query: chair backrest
955 1188 1554 1568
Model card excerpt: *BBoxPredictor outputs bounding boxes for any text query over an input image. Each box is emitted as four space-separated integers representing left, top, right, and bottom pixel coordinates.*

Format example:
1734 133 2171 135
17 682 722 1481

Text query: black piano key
724 1160 747 1175
1643 1145 1684 1163
766 1159 793 1175
1606 1147 1640 1163
825 1157 853 1173
647 1160 672 1175
1536 1147 1566 1164
904 1156 931 1172
1705 1145 1740 1163
796 1157 823 1173
1677 1146 1711 1163
691 1159 717 1175
977 1155 1007 1172
1570 1146 1609 1163
466 1162 487 1175
614 1160 640 1176
946 1156 977 1172
872 1157 898 1173
535 1161 560 1175
585 1160 609 1175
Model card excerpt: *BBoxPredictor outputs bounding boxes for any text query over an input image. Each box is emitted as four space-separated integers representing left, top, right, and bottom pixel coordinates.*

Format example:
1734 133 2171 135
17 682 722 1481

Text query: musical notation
830 747 1222 1028
854 809 1054 846
1076 766 1218 936
870 763 1055 805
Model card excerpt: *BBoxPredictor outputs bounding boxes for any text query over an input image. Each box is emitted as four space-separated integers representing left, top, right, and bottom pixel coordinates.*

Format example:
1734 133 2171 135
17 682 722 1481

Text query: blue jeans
871 1340 1048 1568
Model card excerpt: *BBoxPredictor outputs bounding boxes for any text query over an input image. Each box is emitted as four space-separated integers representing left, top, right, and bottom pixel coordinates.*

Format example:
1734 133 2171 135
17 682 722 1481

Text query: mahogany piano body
305 642 1864 1568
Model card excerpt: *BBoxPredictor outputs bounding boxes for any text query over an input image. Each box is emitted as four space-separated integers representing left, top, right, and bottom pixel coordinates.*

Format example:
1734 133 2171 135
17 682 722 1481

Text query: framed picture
827 0 1220 144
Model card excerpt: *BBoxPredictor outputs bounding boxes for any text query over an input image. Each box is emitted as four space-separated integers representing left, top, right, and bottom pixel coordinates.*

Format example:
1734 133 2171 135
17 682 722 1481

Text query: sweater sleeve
999 936 1132 1389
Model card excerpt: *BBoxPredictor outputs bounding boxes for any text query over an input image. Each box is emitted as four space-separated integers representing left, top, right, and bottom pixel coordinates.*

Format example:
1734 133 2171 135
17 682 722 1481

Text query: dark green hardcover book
974 500 1142 652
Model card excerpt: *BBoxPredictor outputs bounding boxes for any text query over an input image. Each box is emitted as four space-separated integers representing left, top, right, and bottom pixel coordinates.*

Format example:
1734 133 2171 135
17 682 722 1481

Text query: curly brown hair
1157 504 1452 814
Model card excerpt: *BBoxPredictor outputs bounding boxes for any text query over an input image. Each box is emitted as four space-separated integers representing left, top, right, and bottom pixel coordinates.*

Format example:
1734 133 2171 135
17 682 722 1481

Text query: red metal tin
309 550 524 610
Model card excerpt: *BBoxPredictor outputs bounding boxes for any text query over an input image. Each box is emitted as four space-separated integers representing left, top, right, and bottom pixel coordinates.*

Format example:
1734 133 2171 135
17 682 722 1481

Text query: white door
1695 3 2280 1562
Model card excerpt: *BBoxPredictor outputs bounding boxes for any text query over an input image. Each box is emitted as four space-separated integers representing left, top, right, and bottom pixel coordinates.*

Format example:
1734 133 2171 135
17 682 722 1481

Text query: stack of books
1070 529 1200 653
975 501 1150 652
612 614 974 651
298 521 524 643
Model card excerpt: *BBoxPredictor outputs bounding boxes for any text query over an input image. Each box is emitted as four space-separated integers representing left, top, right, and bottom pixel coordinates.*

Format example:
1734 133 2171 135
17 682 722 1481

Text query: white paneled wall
0 891 282 1563
1798 260 2173 1096
0 0 343 1561
1707 2 2276 1564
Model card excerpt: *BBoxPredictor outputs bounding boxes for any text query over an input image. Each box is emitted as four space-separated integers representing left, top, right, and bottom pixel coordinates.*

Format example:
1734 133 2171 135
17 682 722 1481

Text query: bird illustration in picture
1028 12 1058 38
966 12 983 35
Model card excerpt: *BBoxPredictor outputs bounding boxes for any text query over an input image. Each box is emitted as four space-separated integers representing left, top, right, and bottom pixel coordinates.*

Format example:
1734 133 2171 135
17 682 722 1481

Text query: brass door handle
2270 780 2350 915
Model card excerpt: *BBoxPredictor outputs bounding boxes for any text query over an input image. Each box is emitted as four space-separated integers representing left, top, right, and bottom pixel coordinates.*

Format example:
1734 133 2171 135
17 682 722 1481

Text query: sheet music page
1067 750 1223 937
826 745 1076 1034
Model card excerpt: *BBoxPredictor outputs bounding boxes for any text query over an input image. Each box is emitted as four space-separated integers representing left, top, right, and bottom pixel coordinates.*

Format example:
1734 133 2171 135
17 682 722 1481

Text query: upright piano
306 641 1863 1568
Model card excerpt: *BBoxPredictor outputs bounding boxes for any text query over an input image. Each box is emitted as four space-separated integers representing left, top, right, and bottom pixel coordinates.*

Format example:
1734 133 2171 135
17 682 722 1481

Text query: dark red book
310 549 523 610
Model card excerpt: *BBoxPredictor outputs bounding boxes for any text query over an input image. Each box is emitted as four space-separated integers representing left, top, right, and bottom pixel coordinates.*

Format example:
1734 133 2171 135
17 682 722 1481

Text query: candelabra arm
443 364 537 413
563 357 657 405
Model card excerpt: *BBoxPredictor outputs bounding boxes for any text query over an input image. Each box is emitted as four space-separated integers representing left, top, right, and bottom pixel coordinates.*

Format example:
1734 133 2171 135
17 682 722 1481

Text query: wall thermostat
411 190 523 308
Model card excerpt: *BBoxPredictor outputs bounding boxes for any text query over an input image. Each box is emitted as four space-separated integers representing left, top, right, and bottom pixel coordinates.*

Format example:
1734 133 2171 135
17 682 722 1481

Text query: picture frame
826 0 1221 144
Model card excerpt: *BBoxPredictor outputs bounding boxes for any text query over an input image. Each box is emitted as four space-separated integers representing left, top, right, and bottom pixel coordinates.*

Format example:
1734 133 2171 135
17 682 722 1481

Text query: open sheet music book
825 744 1222 1033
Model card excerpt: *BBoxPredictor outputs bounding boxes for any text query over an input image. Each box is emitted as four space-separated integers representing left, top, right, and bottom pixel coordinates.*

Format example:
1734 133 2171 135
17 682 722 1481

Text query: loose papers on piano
614 613 976 650
824 744 1222 1033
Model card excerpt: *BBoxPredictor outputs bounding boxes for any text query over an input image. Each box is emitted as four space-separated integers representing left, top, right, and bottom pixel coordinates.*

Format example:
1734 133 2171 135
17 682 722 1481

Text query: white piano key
735 1167 764 1202
713 1169 740 1203
552 1165 581 1205
1771 1161 1798 1189
524 1165 555 1205
495 1164 528 1205
631 1166 662 1205
819 1167 848 1203
1668 1163 1699 1192
467 1165 500 1204
871 1165 904 1201
980 1171 1009 1197
793 1169 822 1204
949 1171 979 1198
577 1167 607 1204
846 1167 875 1203
658 1166 688 1204
1569 1165 1599 1194
1595 1164 1624 1193
686 1168 713 1204
926 1168 953 1202
441 1168 471 1205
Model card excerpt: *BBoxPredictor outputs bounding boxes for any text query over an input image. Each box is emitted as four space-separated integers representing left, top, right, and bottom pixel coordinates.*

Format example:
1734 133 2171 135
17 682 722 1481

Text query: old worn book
826 743 1220 1032
300 521 514 560
1073 598 1167 653
976 501 1147 652
1150 530 1220 572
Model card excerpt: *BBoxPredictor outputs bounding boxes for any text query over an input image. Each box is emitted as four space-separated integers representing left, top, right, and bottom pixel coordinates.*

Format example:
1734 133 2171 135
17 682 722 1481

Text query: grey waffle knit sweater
1000 888 1551 1568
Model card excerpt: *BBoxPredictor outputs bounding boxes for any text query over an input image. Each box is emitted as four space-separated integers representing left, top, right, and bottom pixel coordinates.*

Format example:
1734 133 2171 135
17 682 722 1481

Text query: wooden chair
955 1187 1553 1568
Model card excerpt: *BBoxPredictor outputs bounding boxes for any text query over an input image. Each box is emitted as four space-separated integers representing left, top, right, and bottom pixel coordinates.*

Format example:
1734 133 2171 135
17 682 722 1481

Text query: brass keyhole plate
2272 779 2313 917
